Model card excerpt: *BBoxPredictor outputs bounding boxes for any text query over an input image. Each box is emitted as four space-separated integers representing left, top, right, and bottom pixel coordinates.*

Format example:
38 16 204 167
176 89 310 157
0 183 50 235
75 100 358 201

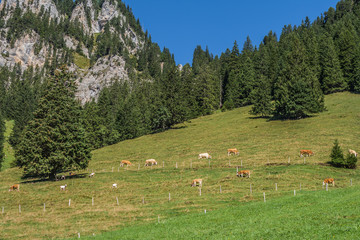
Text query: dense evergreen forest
1 0 360 171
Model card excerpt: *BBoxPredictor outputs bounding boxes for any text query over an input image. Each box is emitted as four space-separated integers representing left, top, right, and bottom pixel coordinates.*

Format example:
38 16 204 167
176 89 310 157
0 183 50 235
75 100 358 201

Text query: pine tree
15 67 91 179
319 33 346 93
274 33 324 119
0 112 5 170
249 74 273 117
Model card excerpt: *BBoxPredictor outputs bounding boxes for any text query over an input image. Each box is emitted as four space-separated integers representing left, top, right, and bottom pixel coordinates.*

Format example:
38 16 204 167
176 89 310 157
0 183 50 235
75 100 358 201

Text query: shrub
329 139 357 168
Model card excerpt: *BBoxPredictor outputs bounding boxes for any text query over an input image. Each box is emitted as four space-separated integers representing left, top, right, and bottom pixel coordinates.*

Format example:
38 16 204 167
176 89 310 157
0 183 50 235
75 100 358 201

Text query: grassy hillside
0 92 360 239
76 186 360 239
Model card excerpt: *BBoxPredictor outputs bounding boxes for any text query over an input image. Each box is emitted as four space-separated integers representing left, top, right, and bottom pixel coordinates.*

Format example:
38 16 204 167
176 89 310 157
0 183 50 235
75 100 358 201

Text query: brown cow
349 149 358 157
9 184 20 191
191 179 202 187
323 178 335 186
300 150 314 157
227 148 239 156
237 170 251 178
120 160 132 167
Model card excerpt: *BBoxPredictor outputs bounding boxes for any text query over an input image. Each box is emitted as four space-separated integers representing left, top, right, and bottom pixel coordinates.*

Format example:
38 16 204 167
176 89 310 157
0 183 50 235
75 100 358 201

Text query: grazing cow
112 183 118 188
198 153 212 159
227 148 239 156
323 178 335 186
300 150 314 157
89 172 95 178
61 175 66 180
237 170 251 178
9 184 20 191
191 179 202 187
349 149 358 157
60 184 67 191
120 160 132 167
144 159 157 166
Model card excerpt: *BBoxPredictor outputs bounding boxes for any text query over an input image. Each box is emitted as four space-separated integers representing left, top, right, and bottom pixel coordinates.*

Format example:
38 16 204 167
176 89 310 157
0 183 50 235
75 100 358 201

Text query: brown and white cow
145 159 157 166
300 150 314 157
120 160 132 167
198 153 212 159
237 170 251 178
349 149 358 157
227 148 239 156
191 179 203 187
9 184 20 191
323 178 335 186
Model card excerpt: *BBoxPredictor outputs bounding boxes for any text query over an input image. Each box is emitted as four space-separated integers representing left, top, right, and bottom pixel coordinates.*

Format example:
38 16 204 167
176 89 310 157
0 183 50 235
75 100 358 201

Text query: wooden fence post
19 205 21 213
190 161 192 169
229 159 231 167
92 197 94 206
199 188 202 196
250 184 252 195
138 164 140 170
294 190 296 196
241 160 243 168
69 199 71 207
326 183 328 191
176 162 178 169
169 193 171 201
275 183 278 191
142 197 145 204
43 203 46 212
220 185 222 193
2 206 4 214
204 209 206 214
78 233 80 238
263 192 266 202
116 197 119 206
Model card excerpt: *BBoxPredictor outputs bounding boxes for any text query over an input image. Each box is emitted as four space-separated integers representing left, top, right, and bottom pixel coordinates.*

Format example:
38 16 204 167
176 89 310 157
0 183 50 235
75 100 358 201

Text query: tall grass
0 92 359 239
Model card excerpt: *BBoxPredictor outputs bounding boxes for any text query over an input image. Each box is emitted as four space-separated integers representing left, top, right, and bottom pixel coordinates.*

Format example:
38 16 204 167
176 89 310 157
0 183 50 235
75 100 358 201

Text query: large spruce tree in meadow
15 67 91 179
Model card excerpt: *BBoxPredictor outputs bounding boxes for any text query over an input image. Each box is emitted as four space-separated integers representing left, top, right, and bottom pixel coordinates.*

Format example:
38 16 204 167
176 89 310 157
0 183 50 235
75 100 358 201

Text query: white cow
112 183 118 188
349 149 358 157
198 153 212 159
145 159 157 166
89 172 95 178
60 184 67 191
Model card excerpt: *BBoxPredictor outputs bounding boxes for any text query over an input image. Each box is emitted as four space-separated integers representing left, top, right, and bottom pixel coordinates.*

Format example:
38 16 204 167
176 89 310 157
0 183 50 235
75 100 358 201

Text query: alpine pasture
1 92 360 239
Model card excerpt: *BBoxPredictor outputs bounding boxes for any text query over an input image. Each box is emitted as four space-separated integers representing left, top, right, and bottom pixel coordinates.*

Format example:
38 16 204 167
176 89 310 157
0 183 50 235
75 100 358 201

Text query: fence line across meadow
1 179 354 216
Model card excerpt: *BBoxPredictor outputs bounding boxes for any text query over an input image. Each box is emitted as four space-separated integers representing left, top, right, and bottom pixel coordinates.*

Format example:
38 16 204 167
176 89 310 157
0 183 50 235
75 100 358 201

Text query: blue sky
123 0 339 66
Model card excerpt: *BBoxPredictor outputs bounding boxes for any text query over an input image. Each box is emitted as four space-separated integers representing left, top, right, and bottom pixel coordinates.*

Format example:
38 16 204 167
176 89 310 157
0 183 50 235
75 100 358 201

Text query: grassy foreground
0 92 360 239
76 186 360 239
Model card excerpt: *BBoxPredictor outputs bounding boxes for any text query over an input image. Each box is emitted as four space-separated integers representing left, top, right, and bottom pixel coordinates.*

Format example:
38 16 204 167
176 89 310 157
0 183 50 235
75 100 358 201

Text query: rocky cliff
0 0 144 102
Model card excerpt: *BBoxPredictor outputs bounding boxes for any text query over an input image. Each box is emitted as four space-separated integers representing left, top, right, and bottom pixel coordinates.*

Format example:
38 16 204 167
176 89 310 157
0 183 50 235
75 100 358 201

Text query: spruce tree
15 67 91 179
330 139 344 167
249 74 273 117
319 33 346 93
274 33 324 119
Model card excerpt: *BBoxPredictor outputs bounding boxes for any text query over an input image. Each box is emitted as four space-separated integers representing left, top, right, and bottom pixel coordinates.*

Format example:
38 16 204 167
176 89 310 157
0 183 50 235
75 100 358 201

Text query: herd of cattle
8 148 358 192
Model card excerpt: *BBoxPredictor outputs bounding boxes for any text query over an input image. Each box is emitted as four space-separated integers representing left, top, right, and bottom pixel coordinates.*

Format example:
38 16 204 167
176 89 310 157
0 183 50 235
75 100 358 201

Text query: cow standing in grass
323 178 335 186
9 184 20 191
227 148 239 156
300 150 314 157
198 153 211 159
237 170 251 178
120 160 132 167
191 179 202 187
349 149 357 157
145 159 157 166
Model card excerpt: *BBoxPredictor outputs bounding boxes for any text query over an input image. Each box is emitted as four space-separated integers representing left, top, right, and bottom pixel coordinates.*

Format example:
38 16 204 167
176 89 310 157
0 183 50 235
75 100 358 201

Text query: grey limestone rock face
76 55 129 104
0 0 59 19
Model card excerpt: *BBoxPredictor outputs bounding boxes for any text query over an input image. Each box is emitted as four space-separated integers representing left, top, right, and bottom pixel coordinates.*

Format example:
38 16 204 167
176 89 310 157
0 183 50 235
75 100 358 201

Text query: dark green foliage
0 113 4 170
319 33 346 93
274 33 324 119
15 67 91 179
330 139 357 169
249 75 273 117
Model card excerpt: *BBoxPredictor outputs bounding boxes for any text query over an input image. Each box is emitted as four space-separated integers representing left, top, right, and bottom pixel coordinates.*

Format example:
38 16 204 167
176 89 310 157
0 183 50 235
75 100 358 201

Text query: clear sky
123 0 339 66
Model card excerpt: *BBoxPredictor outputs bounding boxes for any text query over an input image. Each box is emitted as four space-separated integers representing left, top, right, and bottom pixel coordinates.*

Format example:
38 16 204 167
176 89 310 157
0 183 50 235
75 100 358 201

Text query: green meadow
0 92 360 239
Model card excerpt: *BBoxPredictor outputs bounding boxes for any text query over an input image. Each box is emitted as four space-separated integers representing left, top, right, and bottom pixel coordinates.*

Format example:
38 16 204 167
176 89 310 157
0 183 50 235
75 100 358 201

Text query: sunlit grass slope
78 186 360 240
0 92 360 239
2 120 14 171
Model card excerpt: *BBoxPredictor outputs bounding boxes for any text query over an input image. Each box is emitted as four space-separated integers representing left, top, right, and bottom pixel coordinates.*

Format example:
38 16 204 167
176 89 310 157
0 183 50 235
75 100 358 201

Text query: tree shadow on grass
20 173 87 184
